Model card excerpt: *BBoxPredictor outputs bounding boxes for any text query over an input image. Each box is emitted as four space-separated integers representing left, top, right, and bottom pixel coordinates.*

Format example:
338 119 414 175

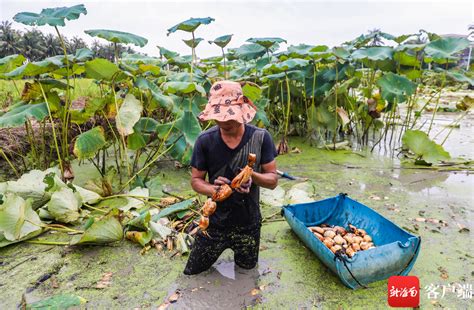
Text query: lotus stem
26 240 69 246
38 83 64 175
0 147 19 178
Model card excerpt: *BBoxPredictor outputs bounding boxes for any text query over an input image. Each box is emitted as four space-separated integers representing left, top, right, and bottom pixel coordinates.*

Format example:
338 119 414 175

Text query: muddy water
1 108 473 308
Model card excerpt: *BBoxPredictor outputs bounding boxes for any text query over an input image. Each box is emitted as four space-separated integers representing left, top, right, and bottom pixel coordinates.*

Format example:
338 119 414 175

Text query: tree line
0 21 136 61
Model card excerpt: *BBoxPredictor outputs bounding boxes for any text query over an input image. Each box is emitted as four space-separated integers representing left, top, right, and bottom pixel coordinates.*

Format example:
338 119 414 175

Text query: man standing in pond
184 81 278 275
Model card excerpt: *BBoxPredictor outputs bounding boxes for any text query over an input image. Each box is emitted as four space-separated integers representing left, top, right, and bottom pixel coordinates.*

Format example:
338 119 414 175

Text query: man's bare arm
190 167 219 197
251 160 278 190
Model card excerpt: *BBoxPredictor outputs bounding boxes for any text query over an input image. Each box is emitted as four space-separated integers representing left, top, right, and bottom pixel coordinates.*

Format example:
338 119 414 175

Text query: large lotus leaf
234 44 266 61
85 58 120 81
377 72 417 104
286 44 315 57
134 117 159 133
351 47 393 61
13 4 87 27
209 34 233 48
126 210 151 231
162 81 205 96
167 17 215 35
118 187 149 212
444 70 474 86
0 54 26 76
393 51 420 68
183 38 203 48
73 126 107 160
402 130 450 164
5 58 61 78
395 43 426 52
74 185 101 205
247 37 286 49
152 199 194 221
332 47 351 60
263 59 309 73
175 111 201 147
0 194 43 244
242 83 262 102
158 46 180 59
85 29 148 47
425 37 470 62
46 187 82 223
127 132 146 150
25 294 87 309
116 94 143 136
70 210 123 245
1 168 59 209
0 102 48 128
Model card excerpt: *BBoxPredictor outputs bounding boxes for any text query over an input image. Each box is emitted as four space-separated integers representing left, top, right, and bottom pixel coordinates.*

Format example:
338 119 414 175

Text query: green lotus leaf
73 126 107 160
209 34 233 48
0 102 48 128
46 187 82 223
351 47 393 61
162 81 206 96
425 37 470 62
118 187 149 212
167 17 215 35
263 58 309 73
73 48 94 62
332 47 351 60
70 209 123 245
242 83 262 102
13 4 87 27
247 37 286 49
377 72 417 103
0 194 43 246
157 46 180 59
393 51 420 68
127 132 146 150
85 29 148 47
116 94 143 136
183 37 203 48
152 199 194 221
126 210 151 231
85 58 120 81
25 293 87 309
5 57 61 78
0 168 59 209
175 111 201 147
0 54 26 76
402 130 450 164
134 117 159 133
234 43 266 61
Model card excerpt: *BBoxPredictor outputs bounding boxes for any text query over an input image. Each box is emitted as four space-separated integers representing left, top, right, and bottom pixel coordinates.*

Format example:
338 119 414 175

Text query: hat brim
198 96 257 124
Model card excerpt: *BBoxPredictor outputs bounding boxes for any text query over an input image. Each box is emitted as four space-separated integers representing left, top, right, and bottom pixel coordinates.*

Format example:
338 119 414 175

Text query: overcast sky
1 0 473 58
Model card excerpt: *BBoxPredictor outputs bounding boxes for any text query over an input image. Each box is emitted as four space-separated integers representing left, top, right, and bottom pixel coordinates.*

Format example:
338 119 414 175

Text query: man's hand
214 176 231 186
235 177 252 194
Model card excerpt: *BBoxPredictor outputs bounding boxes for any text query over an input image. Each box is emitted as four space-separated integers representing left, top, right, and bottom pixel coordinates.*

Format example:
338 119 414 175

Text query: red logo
388 276 420 307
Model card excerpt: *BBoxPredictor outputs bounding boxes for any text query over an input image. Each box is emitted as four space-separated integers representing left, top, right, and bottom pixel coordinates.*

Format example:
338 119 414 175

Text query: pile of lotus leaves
0 168 195 254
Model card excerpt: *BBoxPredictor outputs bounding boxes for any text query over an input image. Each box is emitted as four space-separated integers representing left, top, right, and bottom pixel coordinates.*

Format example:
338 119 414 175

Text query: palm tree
20 28 47 60
42 33 62 57
68 36 87 54
0 21 21 57
368 28 383 46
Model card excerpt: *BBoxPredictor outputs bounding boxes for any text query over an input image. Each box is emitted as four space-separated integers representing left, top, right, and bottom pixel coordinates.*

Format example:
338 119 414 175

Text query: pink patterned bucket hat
198 81 257 124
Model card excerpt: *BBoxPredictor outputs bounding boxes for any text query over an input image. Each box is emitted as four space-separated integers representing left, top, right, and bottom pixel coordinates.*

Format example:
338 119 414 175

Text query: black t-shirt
191 124 277 230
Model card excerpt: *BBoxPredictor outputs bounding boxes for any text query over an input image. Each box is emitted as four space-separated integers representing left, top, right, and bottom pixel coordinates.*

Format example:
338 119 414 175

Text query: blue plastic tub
282 193 421 289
